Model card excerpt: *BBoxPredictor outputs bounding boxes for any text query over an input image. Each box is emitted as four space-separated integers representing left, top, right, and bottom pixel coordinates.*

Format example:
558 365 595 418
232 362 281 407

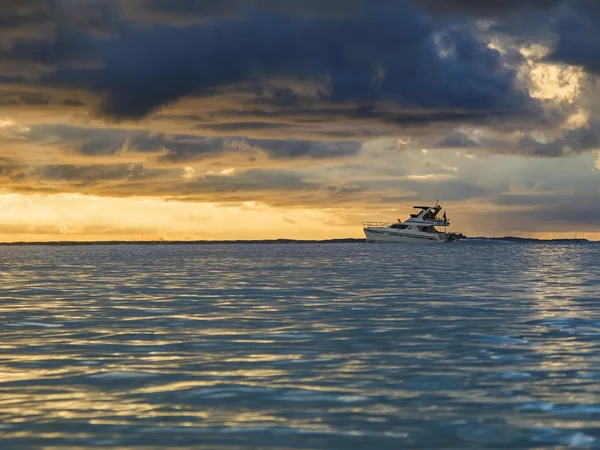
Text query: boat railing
362 222 390 228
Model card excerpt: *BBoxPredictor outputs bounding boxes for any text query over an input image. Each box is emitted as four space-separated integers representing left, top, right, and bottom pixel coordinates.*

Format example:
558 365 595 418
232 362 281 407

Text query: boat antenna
435 198 439 207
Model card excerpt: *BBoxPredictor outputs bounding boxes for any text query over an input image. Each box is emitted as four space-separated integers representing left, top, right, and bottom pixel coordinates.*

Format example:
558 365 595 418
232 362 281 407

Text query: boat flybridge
363 203 465 243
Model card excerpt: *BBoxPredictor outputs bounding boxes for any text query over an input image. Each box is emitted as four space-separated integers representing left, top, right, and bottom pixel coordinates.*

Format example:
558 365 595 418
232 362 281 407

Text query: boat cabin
409 205 442 221
390 223 439 233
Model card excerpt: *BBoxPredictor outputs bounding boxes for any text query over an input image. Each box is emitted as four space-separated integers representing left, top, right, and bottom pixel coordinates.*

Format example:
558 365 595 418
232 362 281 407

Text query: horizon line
0 236 594 245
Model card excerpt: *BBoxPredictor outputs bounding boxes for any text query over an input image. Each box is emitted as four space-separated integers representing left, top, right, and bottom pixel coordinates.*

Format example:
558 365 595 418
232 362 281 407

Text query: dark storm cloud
125 0 426 21
0 161 317 199
3 0 600 166
414 0 563 16
515 126 600 157
0 0 51 37
129 0 564 21
124 0 240 22
245 139 361 160
209 102 531 134
23 124 362 163
1 162 147 185
0 0 47 14
434 120 600 157
0 90 50 105
438 131 479 148
159 137 362 162
0 0 535 123
25 125 164 155
25 125 221 159
195 122 291 132
25 125 222 160
547 1 600 75
35 163 146 184
442 0 600 80
0 33 98 80
157 137 227 163
0 0 120 40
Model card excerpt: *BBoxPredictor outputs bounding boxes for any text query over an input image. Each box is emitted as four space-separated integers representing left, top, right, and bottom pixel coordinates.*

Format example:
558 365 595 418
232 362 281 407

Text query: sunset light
0 0 598 242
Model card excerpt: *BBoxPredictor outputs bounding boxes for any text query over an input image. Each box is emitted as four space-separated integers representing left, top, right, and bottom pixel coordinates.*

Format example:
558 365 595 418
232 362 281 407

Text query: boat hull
364 228 449 244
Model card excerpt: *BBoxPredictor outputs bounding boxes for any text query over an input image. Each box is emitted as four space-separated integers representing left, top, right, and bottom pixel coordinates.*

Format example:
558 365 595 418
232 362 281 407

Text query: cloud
1 0 600 241
157 137 228 163
479 195 600 233
0 1 52 39
439 131 479 148
20 124 364 164
157 136 362 163
245 139 361 160
0 160 315 199
414 0 563 16
186 168 310 193
0 221 160 237
432 119 600 157
0 163 147 186
195 122 292 132
0 131 598 237
547 1 600 75
0 0 119 41
126 0 564 21
395 178 489 202
23 125 162 156
0 0 535 125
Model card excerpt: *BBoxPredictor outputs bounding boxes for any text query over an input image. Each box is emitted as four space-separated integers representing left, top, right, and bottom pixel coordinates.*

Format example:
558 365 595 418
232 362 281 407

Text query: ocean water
1 241 600 449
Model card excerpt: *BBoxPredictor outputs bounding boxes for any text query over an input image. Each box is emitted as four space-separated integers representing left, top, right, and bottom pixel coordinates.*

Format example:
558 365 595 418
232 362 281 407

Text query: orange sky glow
0 1 599 241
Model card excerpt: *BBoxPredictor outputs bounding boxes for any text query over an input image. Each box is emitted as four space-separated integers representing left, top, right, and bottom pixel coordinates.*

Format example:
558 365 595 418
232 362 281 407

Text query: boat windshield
422 210 438 220
418 226 439 233
413 206 441 221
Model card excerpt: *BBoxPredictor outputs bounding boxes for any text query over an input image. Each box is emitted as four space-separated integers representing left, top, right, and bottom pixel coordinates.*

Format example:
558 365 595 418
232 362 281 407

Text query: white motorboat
363 203 465 243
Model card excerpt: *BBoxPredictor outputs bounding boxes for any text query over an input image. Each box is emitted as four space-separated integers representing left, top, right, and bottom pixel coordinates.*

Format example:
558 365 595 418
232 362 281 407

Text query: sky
1 0 600 241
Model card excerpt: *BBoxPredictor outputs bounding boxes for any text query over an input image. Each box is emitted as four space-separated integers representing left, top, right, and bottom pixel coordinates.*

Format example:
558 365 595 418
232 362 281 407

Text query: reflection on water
1 242 600 449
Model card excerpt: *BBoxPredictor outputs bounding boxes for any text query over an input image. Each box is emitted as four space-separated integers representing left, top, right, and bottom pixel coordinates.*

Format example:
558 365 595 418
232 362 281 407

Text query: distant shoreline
0 237 592 245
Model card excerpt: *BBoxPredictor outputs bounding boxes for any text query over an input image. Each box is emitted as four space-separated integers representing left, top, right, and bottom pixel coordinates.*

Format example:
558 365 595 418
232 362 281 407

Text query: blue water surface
1 241 600 449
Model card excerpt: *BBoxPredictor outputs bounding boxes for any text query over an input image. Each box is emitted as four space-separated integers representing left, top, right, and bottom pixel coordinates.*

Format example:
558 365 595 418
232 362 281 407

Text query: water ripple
1 242 600 448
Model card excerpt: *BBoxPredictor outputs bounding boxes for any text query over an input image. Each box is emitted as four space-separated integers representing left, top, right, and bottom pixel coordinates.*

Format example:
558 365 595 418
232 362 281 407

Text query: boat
363 203 465 243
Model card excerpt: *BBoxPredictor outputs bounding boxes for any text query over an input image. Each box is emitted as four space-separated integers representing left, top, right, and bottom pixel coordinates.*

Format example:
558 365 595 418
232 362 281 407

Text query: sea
1 241 600 449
